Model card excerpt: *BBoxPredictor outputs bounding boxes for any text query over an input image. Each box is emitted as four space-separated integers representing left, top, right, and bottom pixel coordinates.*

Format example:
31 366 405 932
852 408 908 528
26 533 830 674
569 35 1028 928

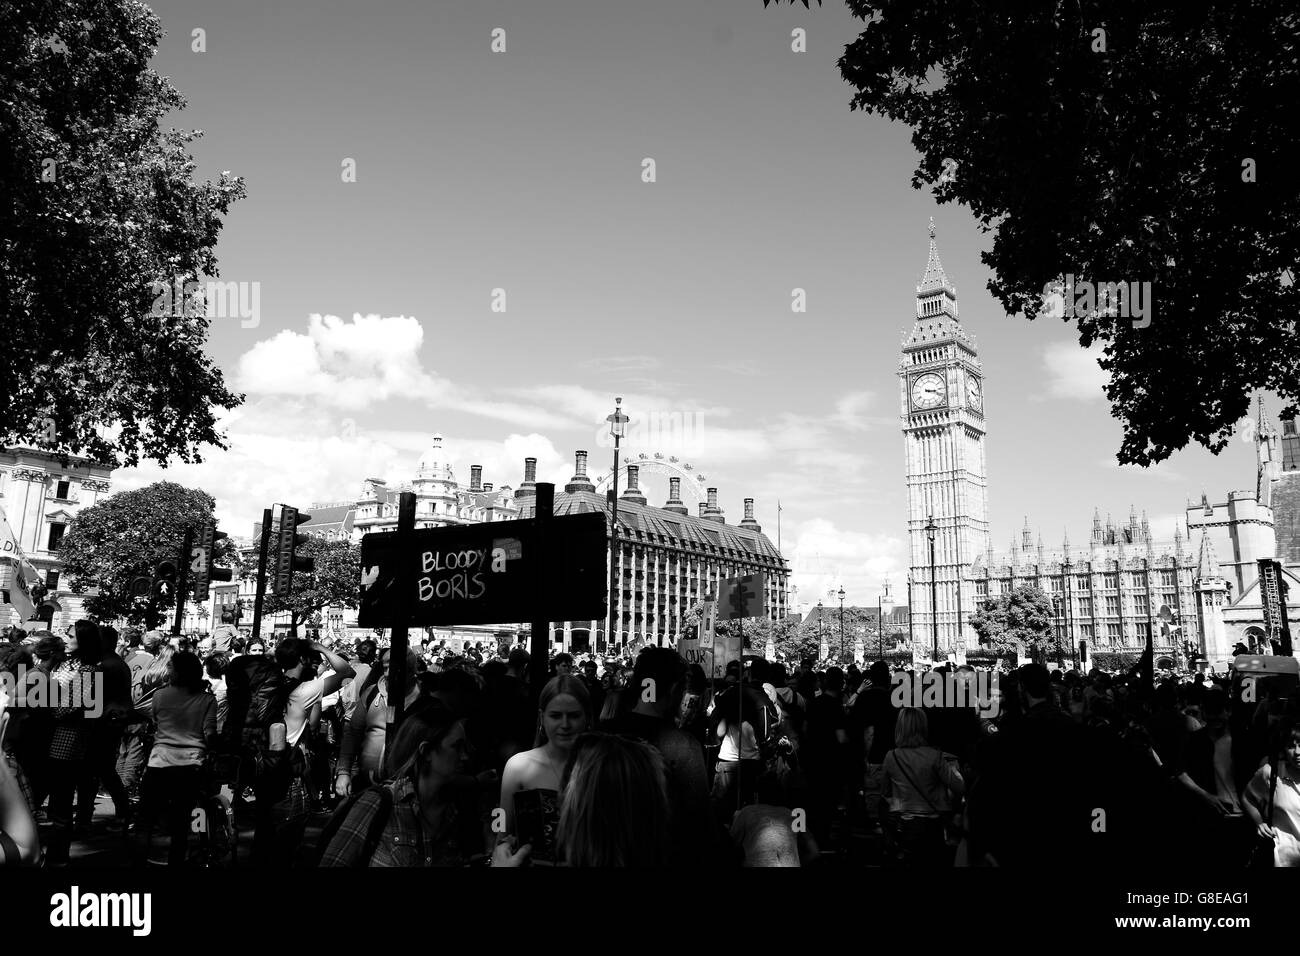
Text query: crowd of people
1 621 1298 869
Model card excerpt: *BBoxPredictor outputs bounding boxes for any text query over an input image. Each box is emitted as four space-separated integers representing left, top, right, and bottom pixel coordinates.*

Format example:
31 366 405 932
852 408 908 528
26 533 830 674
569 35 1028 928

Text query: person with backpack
319 699 485 867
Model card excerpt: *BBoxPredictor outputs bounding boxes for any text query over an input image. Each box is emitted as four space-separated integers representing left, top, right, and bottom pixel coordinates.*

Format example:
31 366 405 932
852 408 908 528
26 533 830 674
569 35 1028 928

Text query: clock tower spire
900 220 989 659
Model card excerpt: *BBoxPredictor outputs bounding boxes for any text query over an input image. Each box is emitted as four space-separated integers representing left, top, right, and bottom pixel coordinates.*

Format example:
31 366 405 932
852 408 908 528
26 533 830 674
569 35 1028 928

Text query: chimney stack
664 476 689 515
565 450 595 493
739 497 761 532
704 487 725 524
483 482 493 492
698 502 707 517
621 465 647 506
516 457 538 500
470 465 483 492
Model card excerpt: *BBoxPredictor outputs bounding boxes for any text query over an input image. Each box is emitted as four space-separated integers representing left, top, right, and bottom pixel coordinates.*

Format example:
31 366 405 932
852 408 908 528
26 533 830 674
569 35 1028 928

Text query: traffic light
152 559 178 603
270 504 314 595
192 519 234 602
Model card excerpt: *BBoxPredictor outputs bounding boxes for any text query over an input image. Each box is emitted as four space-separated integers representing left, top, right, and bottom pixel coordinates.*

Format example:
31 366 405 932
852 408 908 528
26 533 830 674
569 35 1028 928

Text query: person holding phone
498 676 591 862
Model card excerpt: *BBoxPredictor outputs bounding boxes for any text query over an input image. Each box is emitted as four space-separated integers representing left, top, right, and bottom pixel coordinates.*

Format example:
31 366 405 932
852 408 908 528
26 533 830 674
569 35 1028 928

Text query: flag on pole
0 505 41 621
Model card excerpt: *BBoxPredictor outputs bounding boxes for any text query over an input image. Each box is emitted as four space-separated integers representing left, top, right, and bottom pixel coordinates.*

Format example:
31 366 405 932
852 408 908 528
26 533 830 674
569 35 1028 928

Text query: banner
358 513 607 627
0 505 40 621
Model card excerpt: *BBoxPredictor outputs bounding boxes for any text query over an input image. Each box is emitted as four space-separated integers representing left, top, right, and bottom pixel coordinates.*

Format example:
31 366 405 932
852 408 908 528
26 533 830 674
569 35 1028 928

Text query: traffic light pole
250 508 272 642
171 526 194 636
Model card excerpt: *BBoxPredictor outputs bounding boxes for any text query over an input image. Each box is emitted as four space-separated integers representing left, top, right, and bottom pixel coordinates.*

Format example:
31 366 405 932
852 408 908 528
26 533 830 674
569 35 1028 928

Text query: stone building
515 451 789 653
0 447 114 630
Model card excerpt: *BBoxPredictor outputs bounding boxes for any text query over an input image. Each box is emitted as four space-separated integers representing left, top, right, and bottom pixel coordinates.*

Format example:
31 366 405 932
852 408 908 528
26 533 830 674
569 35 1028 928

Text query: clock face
911 373 946 410
967 377 983 411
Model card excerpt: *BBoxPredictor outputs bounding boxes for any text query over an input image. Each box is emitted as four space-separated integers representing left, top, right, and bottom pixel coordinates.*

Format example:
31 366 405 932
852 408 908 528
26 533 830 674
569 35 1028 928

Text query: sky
113 0 1263 612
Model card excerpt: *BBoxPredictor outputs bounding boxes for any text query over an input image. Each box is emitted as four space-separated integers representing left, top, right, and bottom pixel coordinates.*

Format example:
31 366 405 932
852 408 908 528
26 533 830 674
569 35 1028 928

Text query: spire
1021 516 1033 550
1091 508 1103 546
1063 527 1071 552
1141 510 1151 543
1197 533 1220 580
918 217 954 294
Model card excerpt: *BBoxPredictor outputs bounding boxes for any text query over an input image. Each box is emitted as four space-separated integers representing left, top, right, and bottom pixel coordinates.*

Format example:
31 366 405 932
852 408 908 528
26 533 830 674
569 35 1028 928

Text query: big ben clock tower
900 219 989 657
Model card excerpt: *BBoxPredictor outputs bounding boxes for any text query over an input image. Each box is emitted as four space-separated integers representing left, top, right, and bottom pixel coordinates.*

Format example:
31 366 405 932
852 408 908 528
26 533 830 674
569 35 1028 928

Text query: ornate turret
516 457 538 500
704 488 725 524
1021 516 1033 550
565 451 595 494
663 476 689 516
1091 508 1103 547
620 465 647 506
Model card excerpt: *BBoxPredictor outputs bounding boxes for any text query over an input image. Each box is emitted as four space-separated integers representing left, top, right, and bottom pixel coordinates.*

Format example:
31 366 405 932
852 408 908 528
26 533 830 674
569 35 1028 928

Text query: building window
1106 623 1122 644
46 570 60 591
1102 574 1118 589
1159 570 1176 587
47 522 65 552
1104 596 1120 616
975 580 988 597
55 480 70 500
1078 598 1092 616
1076 576 1090 590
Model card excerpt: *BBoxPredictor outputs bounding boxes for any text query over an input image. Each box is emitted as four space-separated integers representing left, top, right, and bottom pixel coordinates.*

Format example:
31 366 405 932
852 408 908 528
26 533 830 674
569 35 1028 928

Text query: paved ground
48 790 333 868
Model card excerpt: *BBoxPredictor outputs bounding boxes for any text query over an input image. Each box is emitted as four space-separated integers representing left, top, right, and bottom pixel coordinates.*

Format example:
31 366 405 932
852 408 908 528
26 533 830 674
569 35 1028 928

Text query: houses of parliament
902 222 1300 670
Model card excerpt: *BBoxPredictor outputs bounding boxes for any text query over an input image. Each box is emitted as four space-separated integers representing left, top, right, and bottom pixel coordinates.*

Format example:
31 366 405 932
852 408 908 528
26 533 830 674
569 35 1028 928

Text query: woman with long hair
45 620 103 864
493 732 671 867
881 707 964 867
497 676 591 856
131 652 217 866
320 699 484 867
335 646 421 798
1244 718 1300 867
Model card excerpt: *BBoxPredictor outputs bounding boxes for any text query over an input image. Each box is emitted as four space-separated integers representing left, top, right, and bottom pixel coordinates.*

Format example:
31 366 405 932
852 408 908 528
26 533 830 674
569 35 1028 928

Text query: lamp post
838 586 846 663
818 600 825 657
605 397 629 657
925 514 939 662
878 579 893 662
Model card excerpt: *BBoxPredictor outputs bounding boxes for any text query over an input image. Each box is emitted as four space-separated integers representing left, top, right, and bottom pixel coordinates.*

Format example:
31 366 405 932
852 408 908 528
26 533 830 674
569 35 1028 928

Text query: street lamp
925 514 939 661
605 397 629 656
838 586 846 663
878 579 894 662
817 600 825 657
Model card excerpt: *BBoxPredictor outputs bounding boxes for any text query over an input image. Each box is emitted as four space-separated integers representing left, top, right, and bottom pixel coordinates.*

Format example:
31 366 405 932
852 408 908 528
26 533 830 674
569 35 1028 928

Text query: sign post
386 492 418 747
357 493 607 722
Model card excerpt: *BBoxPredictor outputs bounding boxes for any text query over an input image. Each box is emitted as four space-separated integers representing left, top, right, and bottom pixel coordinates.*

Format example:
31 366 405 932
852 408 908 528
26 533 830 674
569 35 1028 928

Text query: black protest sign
357 512 607 627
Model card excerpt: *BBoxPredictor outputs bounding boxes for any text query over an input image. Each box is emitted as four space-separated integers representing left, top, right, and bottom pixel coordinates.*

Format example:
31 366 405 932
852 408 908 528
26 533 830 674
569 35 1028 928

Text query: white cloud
1043 341 1108 401
787 518 906 611
236 314 443 409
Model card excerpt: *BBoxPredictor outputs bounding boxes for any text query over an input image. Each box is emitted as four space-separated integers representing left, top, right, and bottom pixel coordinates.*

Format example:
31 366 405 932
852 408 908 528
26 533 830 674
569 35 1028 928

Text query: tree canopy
1 1 245 467
58 481 239 624
970 585 1064 664
262 537 362 636
771 0 1299 465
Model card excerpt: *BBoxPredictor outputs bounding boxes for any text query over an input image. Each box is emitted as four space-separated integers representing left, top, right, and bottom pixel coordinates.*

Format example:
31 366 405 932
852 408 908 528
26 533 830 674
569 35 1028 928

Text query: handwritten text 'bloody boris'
416 540 520 604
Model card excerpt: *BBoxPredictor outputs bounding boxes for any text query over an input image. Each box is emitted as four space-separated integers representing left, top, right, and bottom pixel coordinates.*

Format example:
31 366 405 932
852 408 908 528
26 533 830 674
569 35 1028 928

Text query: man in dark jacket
601 647 715 865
